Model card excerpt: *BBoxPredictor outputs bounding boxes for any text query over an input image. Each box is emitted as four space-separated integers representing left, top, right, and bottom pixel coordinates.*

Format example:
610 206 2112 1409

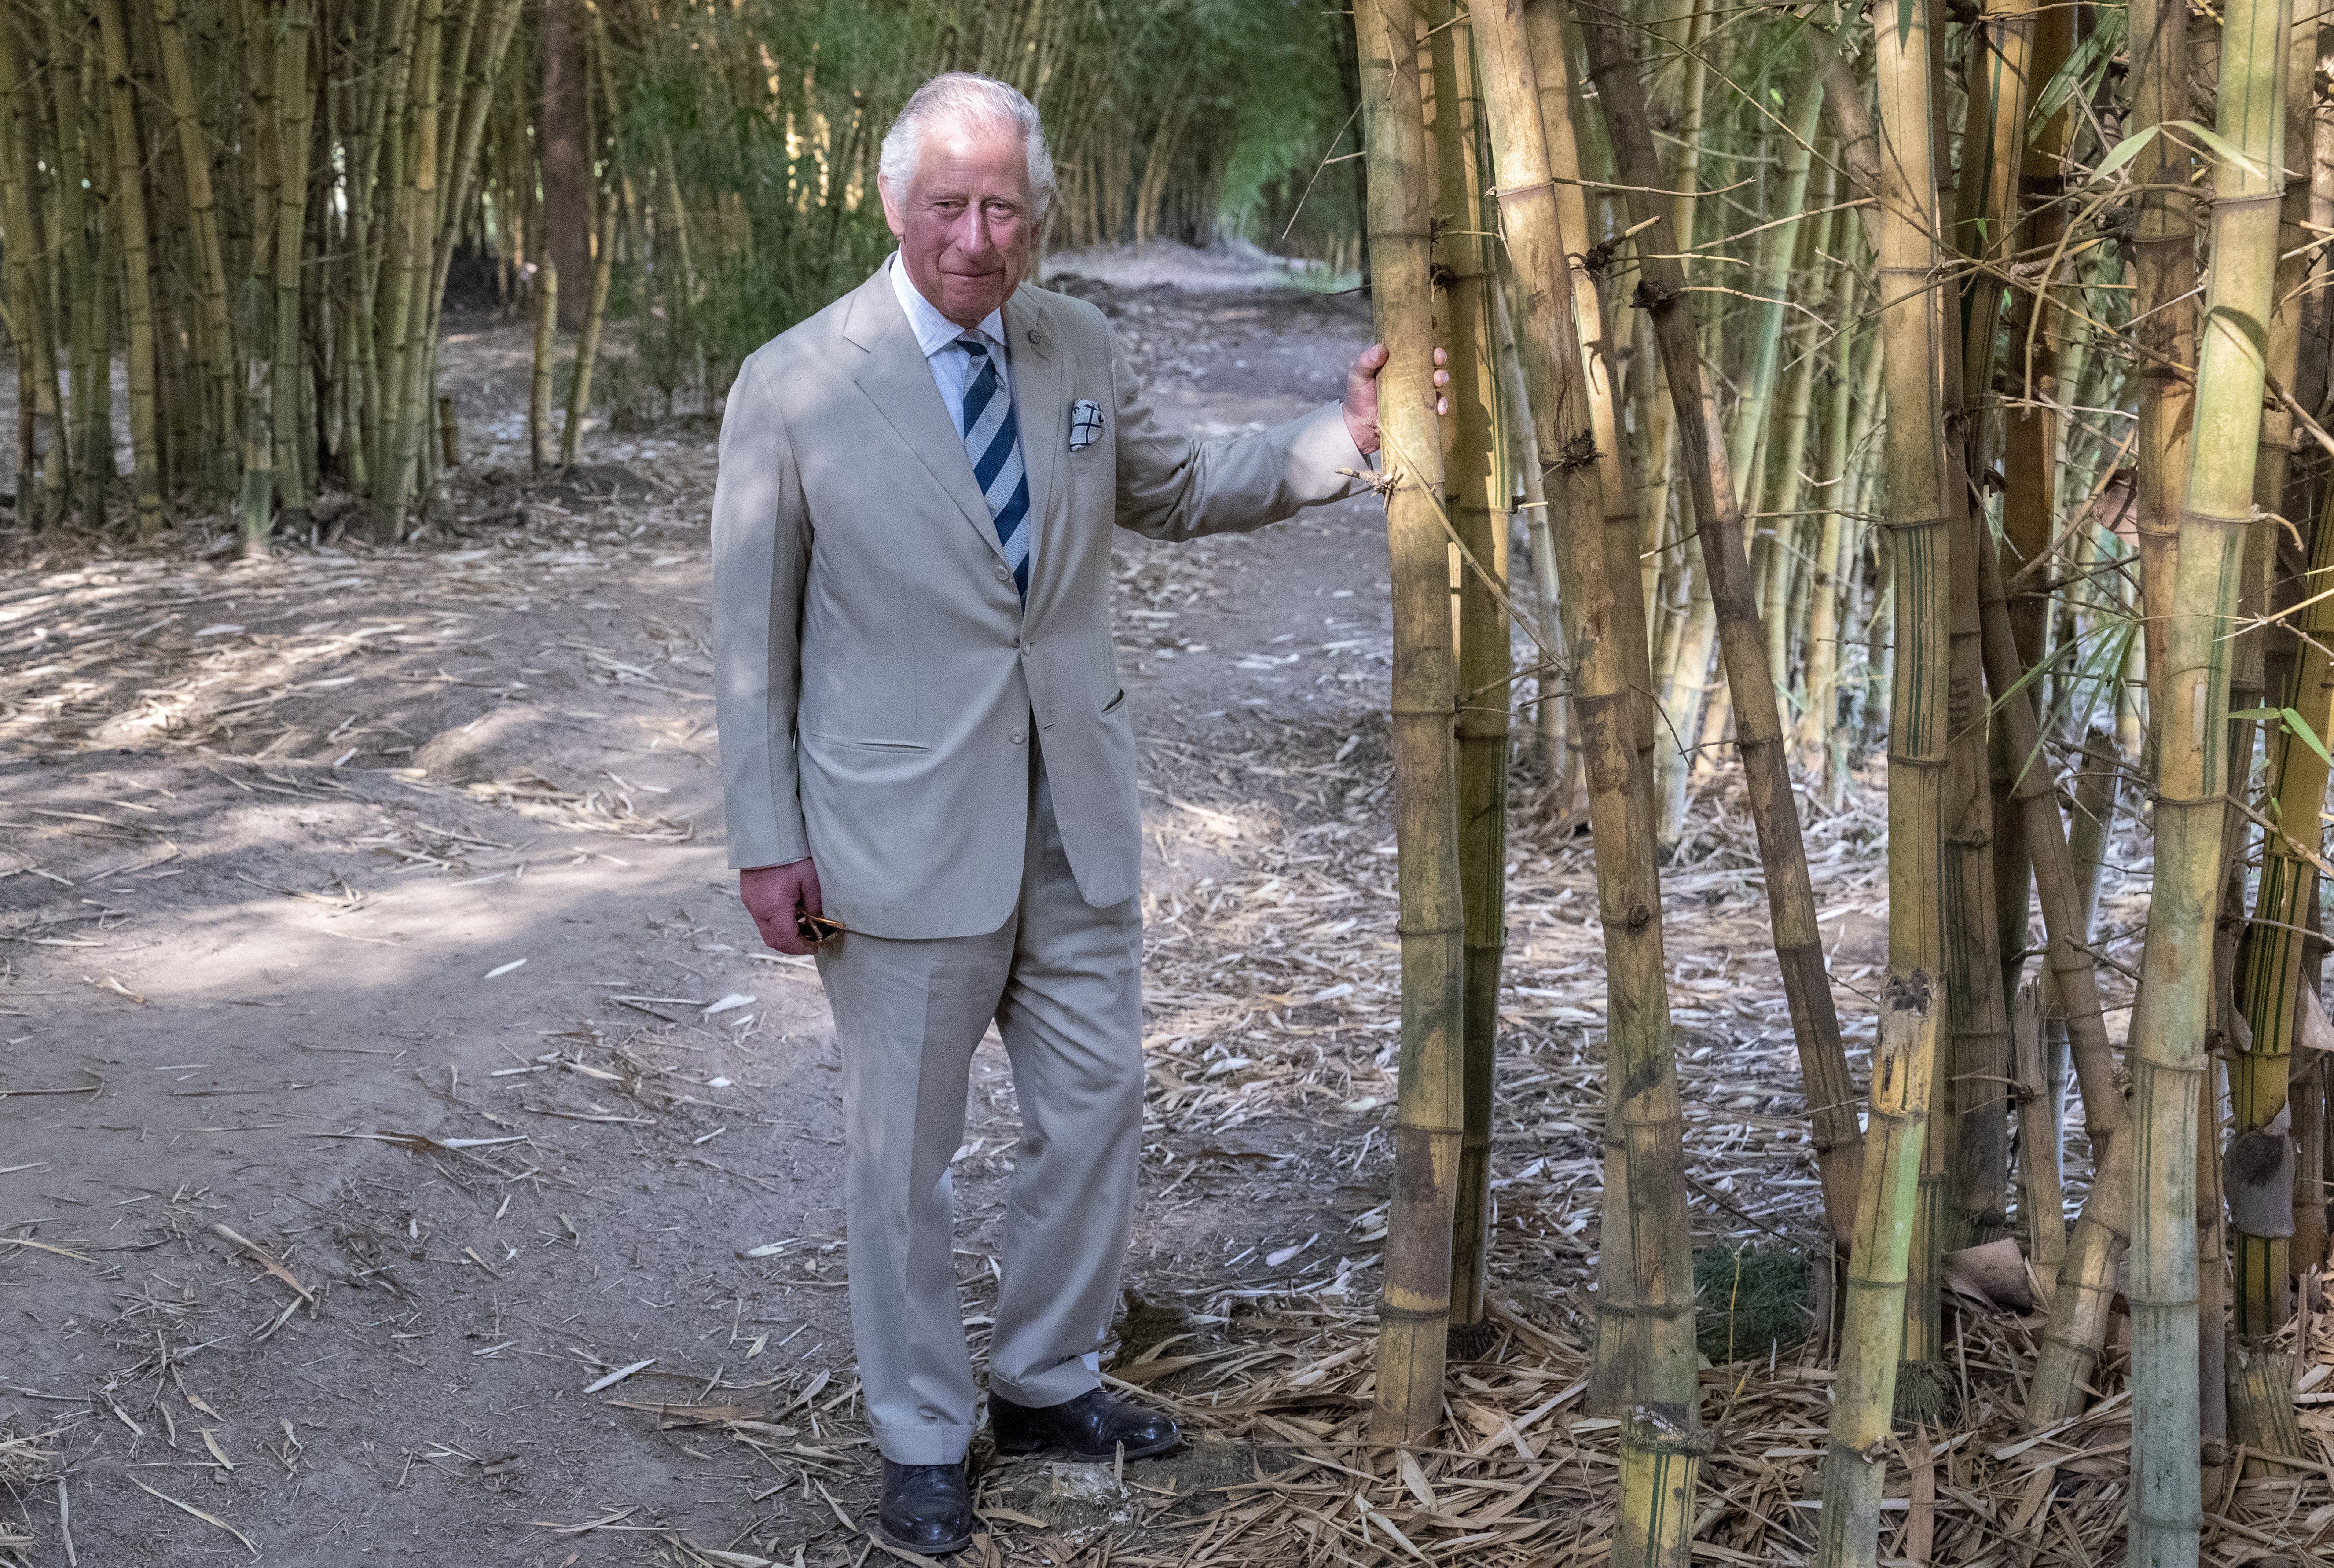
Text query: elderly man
712 71 1439 1554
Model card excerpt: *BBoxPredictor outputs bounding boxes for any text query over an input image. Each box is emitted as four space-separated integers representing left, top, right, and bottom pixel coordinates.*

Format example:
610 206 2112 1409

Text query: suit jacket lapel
1005 286 1063 591
844 269 1011 567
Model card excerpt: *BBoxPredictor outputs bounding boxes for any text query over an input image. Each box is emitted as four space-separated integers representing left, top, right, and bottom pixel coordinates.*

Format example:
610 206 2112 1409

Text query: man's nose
955 208 997 257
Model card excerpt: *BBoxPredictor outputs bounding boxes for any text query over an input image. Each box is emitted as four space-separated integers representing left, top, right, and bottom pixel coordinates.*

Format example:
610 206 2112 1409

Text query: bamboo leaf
2029 8 2125 136
2281 707 2334 768
2162 118 2272 178
2087 123 2162 181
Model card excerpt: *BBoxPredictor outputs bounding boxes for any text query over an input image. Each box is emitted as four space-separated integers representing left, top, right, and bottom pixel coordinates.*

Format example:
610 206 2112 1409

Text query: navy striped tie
956 336 1030 598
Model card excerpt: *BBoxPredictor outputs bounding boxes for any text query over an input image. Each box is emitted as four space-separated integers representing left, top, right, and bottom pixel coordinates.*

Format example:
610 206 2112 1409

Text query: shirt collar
888 252 1006 360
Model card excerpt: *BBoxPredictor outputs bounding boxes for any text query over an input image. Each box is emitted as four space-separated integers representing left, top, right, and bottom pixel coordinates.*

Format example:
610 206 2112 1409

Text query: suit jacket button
995 565 1010 581
1010 728 1026 745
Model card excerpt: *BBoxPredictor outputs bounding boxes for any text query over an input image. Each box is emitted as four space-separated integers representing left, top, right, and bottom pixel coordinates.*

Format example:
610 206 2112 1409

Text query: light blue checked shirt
887 253 1034 579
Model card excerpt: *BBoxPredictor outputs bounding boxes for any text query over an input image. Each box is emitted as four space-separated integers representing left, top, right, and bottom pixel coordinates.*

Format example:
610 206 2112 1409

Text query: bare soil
0 246 2176 1568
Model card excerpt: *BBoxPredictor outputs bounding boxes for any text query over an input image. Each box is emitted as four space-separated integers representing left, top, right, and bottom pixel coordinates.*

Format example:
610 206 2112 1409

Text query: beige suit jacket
711 264 1365 939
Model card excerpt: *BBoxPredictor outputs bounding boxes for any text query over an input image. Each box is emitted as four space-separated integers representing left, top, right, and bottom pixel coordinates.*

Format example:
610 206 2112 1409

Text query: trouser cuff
989 1360 1103 1411
873 1422 977 1465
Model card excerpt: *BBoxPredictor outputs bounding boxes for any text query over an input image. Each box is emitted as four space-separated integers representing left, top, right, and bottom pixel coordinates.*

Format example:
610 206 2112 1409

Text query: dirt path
0 254 2044 1567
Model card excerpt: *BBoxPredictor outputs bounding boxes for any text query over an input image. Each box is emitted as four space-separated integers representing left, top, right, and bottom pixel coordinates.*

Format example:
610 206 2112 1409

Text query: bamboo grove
13 0 2334 1559
0 0 1363 547
1352 0 2334 1564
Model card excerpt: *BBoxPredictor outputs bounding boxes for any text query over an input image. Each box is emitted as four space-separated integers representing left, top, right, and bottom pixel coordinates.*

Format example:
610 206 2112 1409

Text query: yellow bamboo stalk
1427 0 1510 1350
1471 15 1703 1564
1813 0 1954 1555
1357 0 1463 1450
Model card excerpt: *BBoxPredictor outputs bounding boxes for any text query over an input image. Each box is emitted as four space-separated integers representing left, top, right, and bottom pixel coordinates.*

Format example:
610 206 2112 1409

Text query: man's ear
877 177 907 240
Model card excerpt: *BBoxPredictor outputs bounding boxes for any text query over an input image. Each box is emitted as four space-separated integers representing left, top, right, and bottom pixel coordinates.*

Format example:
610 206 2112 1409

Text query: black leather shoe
989 1388 1180 1462
877 1459 974 1557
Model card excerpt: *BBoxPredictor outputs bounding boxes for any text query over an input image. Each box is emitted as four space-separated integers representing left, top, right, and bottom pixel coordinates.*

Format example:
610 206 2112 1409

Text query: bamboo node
1552 431 1602 474
1883 968 1934 1016
1629 278 1680 312
1624 1402 1715 1456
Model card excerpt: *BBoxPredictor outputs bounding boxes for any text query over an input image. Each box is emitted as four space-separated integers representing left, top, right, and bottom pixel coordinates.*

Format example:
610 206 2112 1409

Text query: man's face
880 119 1038 330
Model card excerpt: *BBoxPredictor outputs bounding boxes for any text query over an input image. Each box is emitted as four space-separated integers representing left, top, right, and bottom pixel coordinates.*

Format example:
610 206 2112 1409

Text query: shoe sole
991 1429 1180 1463
878 1524 975 1557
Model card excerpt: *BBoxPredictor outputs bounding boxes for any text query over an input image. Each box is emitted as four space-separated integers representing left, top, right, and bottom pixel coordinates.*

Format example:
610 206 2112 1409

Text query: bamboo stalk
560 191 615 465
2126 0 2290 1543
270 0 316 532
1520 0 1652 814
1471 15 1702 1562
529 258 557 474
2130 0 2198 751
1428 0 1509 1352
1578 11 1864 1250
91 0 158 534
1812 0 1955 1553
2012 983 2066 1300
0 6 57 528
1356 0 1463 1451
149 0 235 496
1795 257 1866 781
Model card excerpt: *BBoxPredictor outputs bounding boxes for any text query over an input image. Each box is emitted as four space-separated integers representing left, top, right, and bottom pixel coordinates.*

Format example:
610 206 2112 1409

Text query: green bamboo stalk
2127 0 2290 1545
2226 2 2325 1353
1813 0 1954 1556
2227 500 2334 1455
1355 0 1463 1450
1795 254 1866 781
1724 46 1828 526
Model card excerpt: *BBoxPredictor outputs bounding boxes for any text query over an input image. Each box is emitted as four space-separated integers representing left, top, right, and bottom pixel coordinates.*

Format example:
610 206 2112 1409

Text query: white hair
878 72 1056 218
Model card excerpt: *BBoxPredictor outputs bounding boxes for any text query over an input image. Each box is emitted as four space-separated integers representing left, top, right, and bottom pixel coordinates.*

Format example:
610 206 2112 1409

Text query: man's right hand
741 859 824 955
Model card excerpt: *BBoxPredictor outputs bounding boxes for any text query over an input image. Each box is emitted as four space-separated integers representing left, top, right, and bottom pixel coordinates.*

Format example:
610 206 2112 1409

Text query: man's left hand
1343 343 1451 458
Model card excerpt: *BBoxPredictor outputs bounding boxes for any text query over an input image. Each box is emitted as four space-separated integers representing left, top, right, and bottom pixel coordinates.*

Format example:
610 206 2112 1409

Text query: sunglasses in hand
796 911 846 946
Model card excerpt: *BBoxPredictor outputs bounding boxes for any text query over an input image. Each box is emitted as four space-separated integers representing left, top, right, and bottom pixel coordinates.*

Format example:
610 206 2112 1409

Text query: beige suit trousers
814 750 1142 1464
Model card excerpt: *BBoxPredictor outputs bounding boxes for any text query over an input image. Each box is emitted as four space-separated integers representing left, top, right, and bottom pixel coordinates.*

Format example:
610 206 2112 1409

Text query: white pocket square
1069 399 1105 452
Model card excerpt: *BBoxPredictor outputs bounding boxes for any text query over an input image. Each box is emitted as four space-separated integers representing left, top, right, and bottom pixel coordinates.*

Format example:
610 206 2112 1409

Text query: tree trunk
539 0 590 329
